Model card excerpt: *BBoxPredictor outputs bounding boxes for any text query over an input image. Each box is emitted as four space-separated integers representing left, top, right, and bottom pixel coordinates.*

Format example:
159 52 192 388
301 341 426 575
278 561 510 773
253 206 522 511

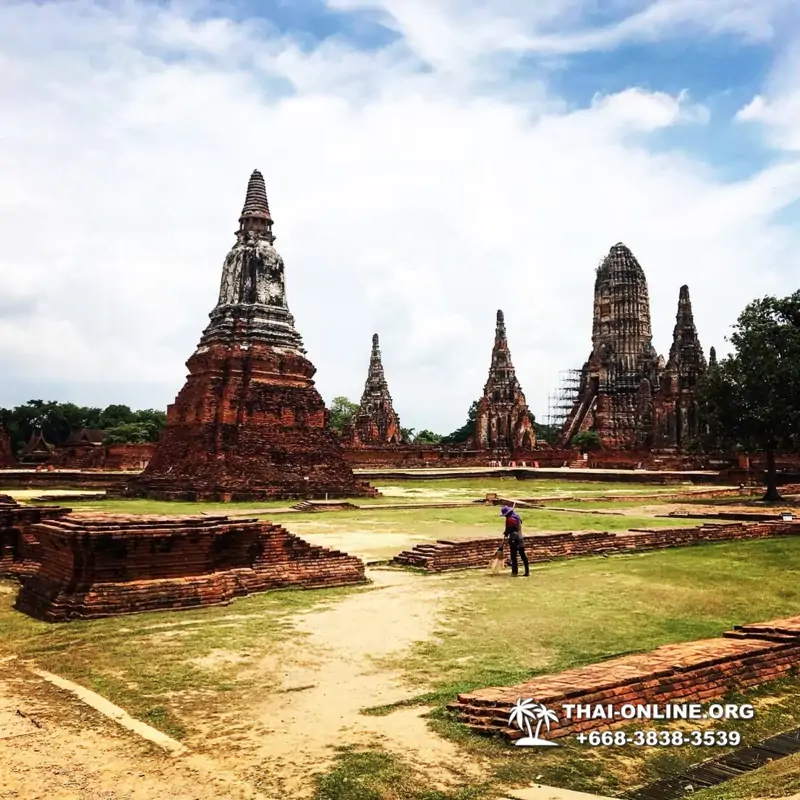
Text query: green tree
572 430 601 452
400 427 416 443
698 291 800 502
103 423 155 445
415 429 442 444
440 400 480 445
328 396 359 432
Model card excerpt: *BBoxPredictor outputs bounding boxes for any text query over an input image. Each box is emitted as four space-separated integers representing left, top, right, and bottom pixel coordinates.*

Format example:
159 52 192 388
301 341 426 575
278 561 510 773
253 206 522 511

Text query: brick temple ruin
344 333 402 445
560 244 707 451
0 495 70 580
451 614 800 742
133 169 374 501
472 310 535 451
14 512 365 622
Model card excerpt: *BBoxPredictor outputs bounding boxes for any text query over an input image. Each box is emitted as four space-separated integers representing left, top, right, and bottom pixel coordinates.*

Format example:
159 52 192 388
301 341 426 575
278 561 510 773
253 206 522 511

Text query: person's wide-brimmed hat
500 506 513 516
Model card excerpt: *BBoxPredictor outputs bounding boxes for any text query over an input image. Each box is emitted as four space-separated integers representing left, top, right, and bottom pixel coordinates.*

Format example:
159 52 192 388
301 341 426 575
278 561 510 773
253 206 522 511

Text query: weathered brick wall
341 445 720 470
0 496 71 580
391 521 800 571
14 513 365 622
134 343 375 501
450 616 800 741
50 443 155 471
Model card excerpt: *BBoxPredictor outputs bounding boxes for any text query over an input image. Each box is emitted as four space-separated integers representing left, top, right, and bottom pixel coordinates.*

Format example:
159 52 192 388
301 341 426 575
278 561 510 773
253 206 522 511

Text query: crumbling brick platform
14 513 365 622
390 521 800 571
0 495 71 580
448 615 800 741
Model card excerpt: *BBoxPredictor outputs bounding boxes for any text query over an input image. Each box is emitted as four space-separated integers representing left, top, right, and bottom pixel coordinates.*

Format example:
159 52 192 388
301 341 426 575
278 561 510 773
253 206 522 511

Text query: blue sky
0 0 799 433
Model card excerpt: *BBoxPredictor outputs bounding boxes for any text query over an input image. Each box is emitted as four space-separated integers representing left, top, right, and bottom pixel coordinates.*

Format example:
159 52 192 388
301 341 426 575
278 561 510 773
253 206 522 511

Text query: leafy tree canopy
698 291 800 501
440 400 480 445
414 429 443 444
572 430 602 452
328 396 359 432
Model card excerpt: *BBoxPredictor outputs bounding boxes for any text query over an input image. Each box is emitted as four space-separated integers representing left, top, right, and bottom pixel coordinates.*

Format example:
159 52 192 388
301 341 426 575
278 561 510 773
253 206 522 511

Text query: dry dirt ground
0 569 484 800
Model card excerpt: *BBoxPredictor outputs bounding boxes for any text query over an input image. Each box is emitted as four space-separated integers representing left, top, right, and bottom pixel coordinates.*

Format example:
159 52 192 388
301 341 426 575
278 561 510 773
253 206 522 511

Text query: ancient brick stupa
348 334 402 444
135 170 374 501
561 245 706 451
653 285 707 450
561 243 663 449
472 310 535 450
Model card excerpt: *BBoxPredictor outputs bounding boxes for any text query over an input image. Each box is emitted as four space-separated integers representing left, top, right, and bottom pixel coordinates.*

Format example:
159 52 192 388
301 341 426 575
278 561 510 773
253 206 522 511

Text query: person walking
500 505 529 577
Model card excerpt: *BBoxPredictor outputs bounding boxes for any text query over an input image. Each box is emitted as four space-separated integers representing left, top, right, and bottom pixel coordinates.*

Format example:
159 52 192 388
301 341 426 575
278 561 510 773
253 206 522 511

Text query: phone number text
574 729 741 747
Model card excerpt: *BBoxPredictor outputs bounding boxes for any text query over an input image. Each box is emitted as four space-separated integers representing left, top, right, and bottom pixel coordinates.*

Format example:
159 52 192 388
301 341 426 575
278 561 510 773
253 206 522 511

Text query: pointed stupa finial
238 169 274 241
679 284 690 301
495 309 506 341
709 346 717 367
372 333 379 350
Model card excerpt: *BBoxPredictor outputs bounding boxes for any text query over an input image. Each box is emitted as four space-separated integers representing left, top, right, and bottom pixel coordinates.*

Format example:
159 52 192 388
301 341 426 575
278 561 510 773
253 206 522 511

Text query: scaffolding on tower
545 368 582 441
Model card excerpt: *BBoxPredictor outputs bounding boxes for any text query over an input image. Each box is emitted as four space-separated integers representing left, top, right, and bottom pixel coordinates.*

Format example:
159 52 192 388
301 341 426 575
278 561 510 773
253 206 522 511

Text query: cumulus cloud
1 0 800 433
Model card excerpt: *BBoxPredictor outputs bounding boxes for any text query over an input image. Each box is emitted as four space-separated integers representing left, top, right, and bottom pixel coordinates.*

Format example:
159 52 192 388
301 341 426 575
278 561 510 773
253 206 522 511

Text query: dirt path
199 567 483 797
1 568 481 799
0 664 266 800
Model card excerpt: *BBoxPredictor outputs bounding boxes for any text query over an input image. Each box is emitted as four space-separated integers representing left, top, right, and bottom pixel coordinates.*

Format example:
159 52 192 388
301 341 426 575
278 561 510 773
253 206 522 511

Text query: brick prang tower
560 243 705 451
135 170 373 501
350 334 402 444
472 310 535 451
652 285 707 450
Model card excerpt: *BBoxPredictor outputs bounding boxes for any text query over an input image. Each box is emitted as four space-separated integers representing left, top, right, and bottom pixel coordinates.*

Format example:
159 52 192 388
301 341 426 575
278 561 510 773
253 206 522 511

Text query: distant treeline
0 400 167 452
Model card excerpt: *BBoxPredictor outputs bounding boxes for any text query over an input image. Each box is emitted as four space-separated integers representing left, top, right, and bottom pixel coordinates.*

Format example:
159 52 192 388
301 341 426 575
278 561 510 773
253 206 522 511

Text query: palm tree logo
508 698 560 746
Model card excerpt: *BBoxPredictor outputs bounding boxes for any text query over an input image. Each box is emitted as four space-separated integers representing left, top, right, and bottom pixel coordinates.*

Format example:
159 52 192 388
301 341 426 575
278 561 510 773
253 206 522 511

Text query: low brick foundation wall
448 616 800 741
390 521 800 571
0 495 71 580
14 513 365 622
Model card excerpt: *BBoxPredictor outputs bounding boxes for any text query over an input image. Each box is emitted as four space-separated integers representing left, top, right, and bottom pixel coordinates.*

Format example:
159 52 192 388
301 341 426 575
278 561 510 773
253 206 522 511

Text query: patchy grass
0 580 366 739
302 745 491 800
365 538 800 796
692 748 800 800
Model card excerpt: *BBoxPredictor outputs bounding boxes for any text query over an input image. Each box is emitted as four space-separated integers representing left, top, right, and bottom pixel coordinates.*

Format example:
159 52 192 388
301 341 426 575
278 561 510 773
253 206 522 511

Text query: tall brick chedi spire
655 285 707 450
472 310 535 451
350 334 402 445
136 170 372 501
561 244 706 452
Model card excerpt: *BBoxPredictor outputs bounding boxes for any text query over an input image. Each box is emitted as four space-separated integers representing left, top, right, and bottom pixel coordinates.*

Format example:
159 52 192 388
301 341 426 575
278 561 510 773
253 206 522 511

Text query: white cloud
736 44 800 152
1 0 799 434
327 0 796 68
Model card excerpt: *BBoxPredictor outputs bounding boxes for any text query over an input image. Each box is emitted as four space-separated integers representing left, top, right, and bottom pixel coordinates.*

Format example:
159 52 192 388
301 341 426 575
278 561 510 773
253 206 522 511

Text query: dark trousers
511 543 529 576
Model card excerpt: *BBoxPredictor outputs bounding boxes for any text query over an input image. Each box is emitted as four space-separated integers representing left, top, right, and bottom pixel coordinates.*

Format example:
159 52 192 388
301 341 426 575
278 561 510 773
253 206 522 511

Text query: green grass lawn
365 537 800 797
